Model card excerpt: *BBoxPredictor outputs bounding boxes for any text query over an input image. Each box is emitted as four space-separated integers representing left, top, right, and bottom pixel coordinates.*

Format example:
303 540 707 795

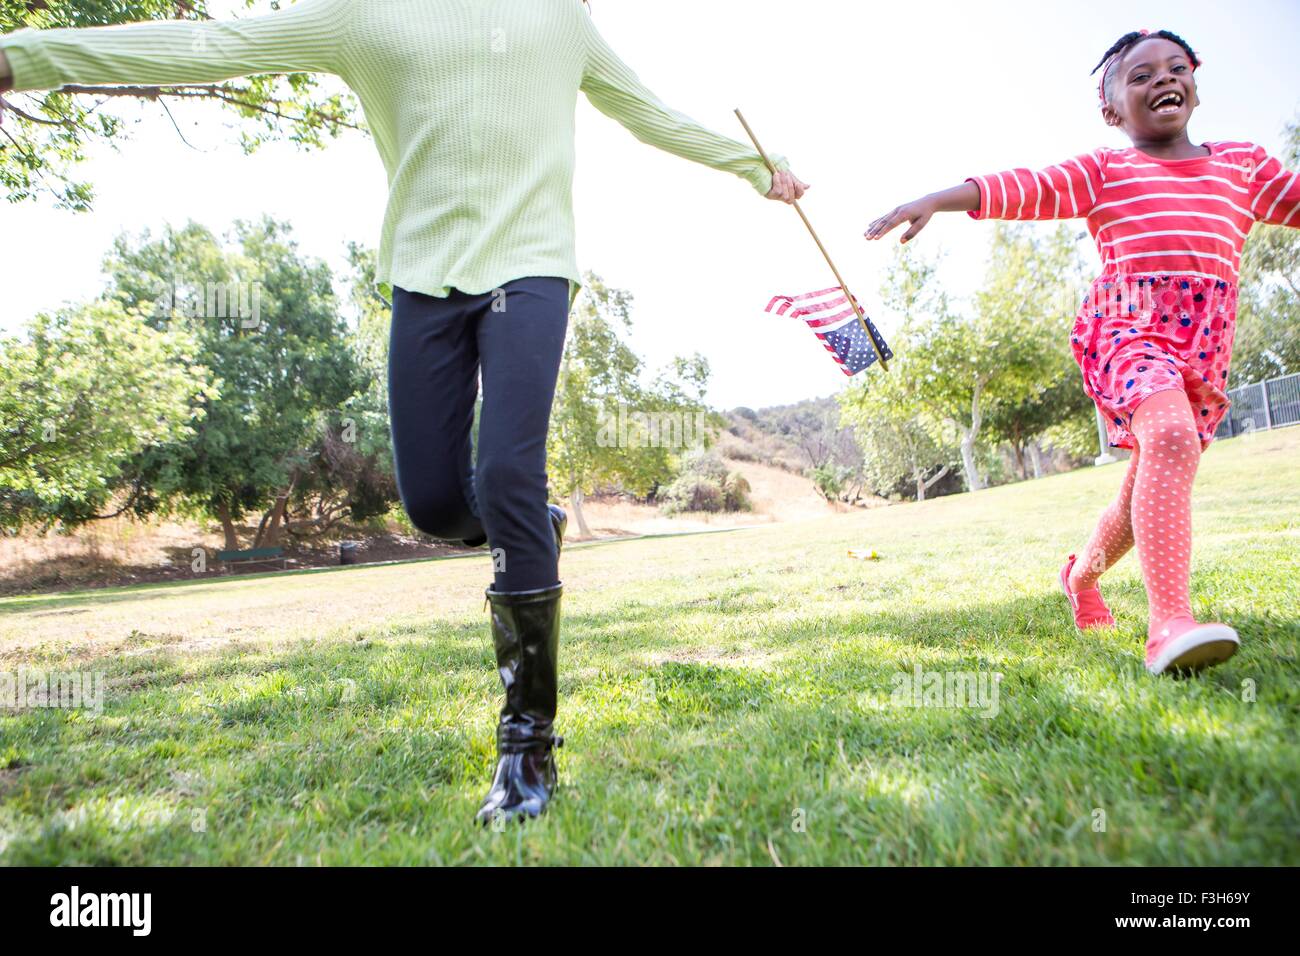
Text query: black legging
387 277 570 592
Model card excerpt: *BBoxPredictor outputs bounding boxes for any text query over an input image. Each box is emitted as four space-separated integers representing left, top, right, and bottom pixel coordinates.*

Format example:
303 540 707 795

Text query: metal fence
1215 372 1300 439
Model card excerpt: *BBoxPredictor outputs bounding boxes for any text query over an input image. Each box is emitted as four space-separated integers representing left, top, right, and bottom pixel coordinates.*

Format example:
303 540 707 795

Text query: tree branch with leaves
0 0 359 209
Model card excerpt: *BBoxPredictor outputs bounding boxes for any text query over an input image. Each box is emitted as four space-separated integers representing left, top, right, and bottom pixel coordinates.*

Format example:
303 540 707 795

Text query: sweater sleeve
966 150 1107 221
0 0 353 93
578 13 786 195
1247 145 1300 228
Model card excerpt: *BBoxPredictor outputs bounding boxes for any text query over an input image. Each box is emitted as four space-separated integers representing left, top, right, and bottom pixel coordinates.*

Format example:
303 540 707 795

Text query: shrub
659 450 752 515
660 475 724 515
678 449 729 483
808 463 844 502
721 472 752 512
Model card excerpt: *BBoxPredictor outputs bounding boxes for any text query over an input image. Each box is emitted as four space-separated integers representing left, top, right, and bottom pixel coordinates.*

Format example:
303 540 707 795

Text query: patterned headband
1098 29 1149 106
1097 29 1201 107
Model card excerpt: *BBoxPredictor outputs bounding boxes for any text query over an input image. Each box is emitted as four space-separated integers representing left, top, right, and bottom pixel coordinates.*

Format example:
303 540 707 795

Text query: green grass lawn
2 428 1298 866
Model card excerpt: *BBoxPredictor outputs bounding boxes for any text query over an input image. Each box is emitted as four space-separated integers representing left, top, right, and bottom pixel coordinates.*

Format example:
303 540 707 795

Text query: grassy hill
1 428 1297 865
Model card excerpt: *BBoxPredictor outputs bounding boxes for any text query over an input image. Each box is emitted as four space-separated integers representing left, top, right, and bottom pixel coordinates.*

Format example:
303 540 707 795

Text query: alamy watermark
150 280 263 329
50 885 152 936
889 663 1002 719
0 669 106 716
596 402 709 450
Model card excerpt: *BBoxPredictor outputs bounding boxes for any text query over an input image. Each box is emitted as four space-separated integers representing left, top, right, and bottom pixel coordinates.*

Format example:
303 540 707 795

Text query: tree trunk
916 463 950 502
1029 441 1044 479
909 451 927 503
216 501 239 552
255 473 299 548
960 383 986 491
959 431 983 491
569 486 592 539
256 491 291 548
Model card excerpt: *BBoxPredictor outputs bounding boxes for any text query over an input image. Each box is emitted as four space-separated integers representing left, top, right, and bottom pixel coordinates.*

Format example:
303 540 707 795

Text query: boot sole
476 807 546 826
1147 624 1239 675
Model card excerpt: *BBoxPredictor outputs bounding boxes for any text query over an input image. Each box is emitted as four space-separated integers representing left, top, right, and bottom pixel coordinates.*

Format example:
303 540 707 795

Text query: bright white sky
3 0 1298 408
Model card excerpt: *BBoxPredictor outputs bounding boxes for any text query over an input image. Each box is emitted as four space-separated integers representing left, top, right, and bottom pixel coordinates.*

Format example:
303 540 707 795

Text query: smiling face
1101 37 1200 143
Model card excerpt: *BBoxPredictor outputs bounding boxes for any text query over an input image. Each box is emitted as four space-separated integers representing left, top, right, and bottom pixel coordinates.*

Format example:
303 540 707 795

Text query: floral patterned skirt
1071 274 1237 450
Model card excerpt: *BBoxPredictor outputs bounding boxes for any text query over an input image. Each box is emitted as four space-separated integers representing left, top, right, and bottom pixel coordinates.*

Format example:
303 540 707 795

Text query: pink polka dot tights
1067 389 1202 638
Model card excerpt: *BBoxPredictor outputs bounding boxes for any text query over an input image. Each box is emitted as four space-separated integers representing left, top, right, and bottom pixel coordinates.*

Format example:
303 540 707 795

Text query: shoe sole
1147 624 1239 676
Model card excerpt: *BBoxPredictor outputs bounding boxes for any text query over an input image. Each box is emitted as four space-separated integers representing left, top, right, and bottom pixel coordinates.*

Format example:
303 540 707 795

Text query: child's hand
766 168 810 204
864 197 937 243
866 183 981 242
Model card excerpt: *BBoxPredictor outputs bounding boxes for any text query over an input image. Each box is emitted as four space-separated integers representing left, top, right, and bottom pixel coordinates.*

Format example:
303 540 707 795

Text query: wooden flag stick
734 108 889 372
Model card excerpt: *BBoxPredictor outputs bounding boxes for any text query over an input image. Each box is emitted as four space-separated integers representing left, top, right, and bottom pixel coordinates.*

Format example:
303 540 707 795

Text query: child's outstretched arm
0 0 351 94
865 151 1108 243
864 182 980 243
1249 146 1300 228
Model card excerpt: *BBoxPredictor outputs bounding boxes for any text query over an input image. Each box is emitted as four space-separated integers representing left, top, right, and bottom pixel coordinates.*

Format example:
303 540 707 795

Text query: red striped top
967 142 1300 283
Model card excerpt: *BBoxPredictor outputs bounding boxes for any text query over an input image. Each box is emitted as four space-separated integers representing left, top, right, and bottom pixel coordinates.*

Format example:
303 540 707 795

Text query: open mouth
1149 90 1184 114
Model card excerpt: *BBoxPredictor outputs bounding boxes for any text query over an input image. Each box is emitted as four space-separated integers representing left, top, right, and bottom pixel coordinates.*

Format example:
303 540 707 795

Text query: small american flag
764 286 892 376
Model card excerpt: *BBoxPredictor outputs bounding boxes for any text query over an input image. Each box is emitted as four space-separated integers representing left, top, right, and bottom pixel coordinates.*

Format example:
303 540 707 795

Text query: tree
782 401 840 471
103 217 363 550
0 300 214 532
0 0 358 209
275 242 400 537
981 226 1093 478
985 374 1093 479
882 226 1084 491
547 273 716 536
838 338 957 502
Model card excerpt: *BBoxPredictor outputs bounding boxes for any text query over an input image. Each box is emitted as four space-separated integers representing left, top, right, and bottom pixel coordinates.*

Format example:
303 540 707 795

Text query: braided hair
1092 30 1200 106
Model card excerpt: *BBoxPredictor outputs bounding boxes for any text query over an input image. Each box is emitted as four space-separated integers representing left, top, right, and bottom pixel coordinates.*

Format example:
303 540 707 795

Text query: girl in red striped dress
865 29 1300 675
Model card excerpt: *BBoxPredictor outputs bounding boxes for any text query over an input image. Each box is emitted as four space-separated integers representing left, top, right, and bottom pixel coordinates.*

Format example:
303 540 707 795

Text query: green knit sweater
2 0 785 300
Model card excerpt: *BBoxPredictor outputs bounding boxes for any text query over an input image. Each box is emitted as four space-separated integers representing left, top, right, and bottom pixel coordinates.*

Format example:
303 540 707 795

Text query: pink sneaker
1060 555 1115 629
1145 617 1239 675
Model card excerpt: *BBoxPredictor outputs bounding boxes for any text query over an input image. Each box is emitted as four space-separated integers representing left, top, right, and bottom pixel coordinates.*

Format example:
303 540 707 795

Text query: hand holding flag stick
735 109 890 372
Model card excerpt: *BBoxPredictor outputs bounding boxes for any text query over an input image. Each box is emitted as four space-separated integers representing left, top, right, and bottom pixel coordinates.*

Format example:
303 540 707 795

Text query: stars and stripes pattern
764 286 893 375
966 142 1300 284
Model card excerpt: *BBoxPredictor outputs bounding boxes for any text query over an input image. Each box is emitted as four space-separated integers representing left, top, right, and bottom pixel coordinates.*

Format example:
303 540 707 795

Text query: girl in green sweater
0 0 805 824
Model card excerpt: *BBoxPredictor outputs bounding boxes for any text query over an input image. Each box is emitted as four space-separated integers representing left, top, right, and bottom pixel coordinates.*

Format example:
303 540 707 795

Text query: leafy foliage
0 0 359 209
0 299 214 532
547 272 717 534
659 449 750 515
858 225 1089 492
839 349 958 501
102 217 363 549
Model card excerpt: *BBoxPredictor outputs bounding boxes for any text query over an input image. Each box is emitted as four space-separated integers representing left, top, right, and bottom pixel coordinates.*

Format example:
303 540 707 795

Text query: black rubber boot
548 504 568 556
476 582 564 825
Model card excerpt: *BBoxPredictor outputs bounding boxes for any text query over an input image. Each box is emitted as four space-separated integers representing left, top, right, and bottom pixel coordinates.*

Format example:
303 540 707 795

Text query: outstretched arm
578 14 806 203
0 0 352 94
864 182 980 244
1250 147 1300 228
866 152 1107 243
